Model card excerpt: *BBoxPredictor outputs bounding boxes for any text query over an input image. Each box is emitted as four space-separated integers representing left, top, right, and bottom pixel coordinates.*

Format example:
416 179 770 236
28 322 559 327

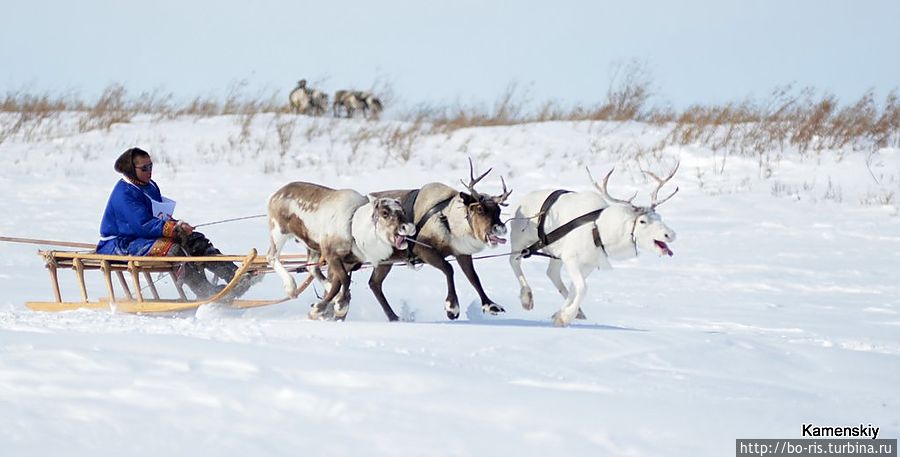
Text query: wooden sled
25 248 314 314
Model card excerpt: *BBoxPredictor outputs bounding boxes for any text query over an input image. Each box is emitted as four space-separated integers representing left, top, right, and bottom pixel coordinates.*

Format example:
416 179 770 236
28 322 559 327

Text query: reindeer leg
368 263 400 321
309 256 348 320
303 249 330 307
308 273 339 320
267 231 297 297
457 254 504 315
332 265 353 321
575 307 588 320
553 259 590 327
308 249 327 285
546 258 568 298
417 248 460 320
509 252 534 310
546 259 585 319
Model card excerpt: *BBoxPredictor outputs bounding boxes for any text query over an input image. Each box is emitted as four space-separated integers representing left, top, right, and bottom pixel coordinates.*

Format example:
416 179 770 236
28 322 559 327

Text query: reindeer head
365 95 383 117
587 163 679 257
459 158 512 247
368 196 416 250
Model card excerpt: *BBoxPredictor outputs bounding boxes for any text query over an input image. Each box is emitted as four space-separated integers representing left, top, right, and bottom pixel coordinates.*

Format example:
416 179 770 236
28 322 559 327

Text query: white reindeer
267 183 415 320
508 164 679 327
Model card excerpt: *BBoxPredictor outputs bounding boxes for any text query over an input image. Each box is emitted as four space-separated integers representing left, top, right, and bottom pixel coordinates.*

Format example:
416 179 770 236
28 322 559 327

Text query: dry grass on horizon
2 67 899 157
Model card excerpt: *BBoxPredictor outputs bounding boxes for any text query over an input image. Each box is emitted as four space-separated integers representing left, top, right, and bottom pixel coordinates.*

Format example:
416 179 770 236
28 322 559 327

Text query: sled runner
24 248 314 314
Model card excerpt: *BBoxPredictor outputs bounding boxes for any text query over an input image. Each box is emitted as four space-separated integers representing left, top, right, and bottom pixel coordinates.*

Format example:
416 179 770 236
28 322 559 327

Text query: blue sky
3 0 898 110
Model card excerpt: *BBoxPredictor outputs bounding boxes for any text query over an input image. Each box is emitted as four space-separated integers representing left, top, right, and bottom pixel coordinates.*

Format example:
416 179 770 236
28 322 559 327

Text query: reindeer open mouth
395 235 409 250
654 240 673 257
487 234 507 247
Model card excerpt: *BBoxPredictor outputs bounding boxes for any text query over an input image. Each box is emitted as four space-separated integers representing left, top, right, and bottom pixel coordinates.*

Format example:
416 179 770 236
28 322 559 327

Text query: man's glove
174 220 194 243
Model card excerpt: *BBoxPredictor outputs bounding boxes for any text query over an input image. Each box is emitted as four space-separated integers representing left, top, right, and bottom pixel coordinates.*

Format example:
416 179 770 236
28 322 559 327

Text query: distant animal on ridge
289 79 329 116
333 90 383 119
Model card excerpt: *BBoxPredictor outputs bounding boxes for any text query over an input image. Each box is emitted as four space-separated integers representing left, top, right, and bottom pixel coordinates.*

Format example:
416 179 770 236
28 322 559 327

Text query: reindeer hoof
482 303 505 315
286 285 300 299
520 288 534 310
307 304 328 320
575 308 587 320
552 309 574 327
333 304 350 320
445 300 460 320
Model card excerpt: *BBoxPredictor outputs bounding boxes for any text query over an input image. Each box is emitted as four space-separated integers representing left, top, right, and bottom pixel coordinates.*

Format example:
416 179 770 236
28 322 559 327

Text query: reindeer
289 80 328 116
308 90 329 116
267 183 415 320
333 90 382 119
368 160 512 321
289 80 311 114
332 90 359 118
508 163 679 327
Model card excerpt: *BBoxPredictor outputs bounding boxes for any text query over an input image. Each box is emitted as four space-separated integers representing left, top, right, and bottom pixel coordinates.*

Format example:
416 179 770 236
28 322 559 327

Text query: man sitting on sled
97 147 254 299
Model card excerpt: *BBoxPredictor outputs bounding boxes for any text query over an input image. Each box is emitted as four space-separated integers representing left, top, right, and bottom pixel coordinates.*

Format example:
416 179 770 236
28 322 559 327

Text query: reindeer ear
367 194 377 205
459 192 476 205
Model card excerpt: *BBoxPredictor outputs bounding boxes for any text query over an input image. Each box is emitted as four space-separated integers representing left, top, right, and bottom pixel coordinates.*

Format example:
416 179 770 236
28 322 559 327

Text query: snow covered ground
1 114 899 456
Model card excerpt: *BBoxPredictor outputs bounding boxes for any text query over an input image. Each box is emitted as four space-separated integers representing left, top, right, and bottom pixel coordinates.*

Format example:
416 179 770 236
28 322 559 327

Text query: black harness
521 190 606 259
400 189 454 261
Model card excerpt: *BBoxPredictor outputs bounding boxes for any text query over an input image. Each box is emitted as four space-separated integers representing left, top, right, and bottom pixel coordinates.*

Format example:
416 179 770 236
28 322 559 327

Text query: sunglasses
135 163 153 172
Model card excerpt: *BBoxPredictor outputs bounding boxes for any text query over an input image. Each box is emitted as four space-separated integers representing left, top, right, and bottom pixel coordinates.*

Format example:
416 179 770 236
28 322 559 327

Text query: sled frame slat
48 263 62 303
100 260 116 303
73 258 89 303
116 271 133 301
171 267 187 300
128 261 144 302
143 271 160 300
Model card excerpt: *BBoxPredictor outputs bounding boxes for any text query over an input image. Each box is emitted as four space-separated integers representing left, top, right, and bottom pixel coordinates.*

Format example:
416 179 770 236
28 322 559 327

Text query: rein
193 214 266 229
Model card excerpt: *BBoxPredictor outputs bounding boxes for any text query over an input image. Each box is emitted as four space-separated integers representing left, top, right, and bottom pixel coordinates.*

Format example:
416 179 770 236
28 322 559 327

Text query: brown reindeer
333 90 382 119
267 183 415 320
368 159 512 321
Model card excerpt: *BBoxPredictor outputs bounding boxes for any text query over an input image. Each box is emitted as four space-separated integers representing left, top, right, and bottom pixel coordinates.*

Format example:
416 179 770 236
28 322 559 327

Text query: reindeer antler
460 157 492 199
642 161 680 208
586 166 636 205
493 176 513 206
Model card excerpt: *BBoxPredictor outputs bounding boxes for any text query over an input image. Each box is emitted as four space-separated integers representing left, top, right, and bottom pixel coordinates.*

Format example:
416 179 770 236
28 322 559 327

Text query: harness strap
522 190 606 259
593 223 605 253
399 190 454 262
416 195 454 235
402 189 419 225
537 190 570 246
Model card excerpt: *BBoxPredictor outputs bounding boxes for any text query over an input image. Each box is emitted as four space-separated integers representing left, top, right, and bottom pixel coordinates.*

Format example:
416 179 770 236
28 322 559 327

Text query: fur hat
114 147 150 178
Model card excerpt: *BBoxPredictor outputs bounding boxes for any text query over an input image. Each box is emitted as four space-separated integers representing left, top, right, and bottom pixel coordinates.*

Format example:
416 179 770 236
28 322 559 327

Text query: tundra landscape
1 78 899 456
